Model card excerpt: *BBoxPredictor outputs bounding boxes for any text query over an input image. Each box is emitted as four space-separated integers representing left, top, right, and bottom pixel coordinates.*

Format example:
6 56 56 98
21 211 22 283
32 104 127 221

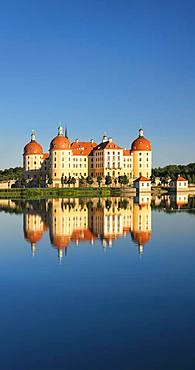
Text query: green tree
105 175 112 187
47 175 53 185
71 177 76 187
97 176 103 188
86 176 93 186
37 176 42 188
105 199 112 209
61 175 64 188
21 177 26 188
123 175 129 186
64 176 68 187
118 176 123 187
67 176 72 187
79 176 85 186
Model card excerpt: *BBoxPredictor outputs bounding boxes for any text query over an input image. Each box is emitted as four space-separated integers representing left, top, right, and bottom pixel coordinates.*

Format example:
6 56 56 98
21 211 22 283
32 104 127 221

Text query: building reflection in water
152 192 191 210
1 193 193 261
21 197 153 260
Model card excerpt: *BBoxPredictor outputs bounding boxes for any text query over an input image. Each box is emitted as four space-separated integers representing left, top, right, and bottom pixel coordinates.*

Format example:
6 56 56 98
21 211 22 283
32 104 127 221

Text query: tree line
0 167 23 181
152 163 195 183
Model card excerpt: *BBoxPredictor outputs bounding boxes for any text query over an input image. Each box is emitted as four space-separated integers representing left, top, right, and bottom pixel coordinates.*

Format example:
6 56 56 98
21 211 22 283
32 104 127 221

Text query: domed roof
131 129 151 151
24 131 43 155
131 231 151 245
51 235 70 249
24 230 43 244
50 126 71 151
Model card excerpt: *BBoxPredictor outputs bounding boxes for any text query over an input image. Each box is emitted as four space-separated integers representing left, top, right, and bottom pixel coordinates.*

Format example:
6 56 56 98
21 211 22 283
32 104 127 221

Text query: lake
0 194 195 370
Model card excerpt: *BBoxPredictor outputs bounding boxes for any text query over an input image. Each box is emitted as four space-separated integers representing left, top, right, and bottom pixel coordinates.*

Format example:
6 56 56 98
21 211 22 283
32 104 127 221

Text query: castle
23 126 152 187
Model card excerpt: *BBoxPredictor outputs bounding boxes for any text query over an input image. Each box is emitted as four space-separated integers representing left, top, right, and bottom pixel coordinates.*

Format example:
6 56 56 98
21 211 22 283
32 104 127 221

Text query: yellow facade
23 127 152 187
21 197 152 259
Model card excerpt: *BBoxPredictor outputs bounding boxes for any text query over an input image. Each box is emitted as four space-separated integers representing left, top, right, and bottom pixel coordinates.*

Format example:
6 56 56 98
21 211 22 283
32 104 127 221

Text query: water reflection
0 194 194 261
152 193 195 211
0 196 152 260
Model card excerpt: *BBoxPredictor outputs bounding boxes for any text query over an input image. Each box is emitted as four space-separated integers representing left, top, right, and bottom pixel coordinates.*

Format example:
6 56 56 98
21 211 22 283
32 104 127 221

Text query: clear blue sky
0 0 195 168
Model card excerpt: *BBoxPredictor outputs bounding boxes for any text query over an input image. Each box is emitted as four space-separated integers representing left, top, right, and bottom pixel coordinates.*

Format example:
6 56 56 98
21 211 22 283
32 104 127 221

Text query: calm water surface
0 195 195 370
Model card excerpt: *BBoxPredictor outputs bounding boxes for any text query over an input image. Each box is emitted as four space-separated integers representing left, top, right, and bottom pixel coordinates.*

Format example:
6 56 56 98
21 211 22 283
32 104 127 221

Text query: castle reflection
0 193 193 261
0 196 155 260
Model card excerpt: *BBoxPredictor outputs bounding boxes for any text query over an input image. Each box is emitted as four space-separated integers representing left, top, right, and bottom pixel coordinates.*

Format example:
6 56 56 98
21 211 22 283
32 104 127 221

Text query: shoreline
0 187 122 200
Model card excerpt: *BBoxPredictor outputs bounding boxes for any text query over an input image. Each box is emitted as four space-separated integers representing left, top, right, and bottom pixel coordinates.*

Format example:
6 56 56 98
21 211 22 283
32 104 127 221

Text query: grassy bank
0 187 121 199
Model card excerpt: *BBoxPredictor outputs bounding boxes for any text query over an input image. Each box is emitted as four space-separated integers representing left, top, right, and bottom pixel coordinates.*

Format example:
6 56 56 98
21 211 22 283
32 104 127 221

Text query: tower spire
65 125 68 138
31 130 36 141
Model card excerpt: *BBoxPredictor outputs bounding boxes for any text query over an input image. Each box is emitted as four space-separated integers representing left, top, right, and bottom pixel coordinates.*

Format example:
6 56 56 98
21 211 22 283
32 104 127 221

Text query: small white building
133 176 151 192
169 176 188 192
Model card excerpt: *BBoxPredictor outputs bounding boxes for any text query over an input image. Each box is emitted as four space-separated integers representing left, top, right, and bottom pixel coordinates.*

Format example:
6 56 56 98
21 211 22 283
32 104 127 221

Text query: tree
67 176 72 187
71 177 76 187
118 176 123 187
64 176 68 187
21 177 27 188
123 175 129 186
87 200 93 209
79 176 85 186
105 199 112 209
105 175 112 187
37 176 42 188
97 176 103 188
47 175 53 185
86 176 93 186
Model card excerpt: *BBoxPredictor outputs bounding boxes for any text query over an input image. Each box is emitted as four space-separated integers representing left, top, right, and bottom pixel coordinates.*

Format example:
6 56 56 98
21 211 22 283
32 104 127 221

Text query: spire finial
139 128 144 137
58 125 63 136
65 125 68 138
31 130 36 141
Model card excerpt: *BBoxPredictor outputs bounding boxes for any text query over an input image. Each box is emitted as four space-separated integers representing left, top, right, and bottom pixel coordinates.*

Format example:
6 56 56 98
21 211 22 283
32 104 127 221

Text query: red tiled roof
50 136 71 151
176 176 187 182
123 149 131 156
71 141 97 149
94 141 121 150
24 230 44 243
72 148 92 156
24 141 43 155
131 137 151 151
51 235 70 249
71 229 95 242
43 153 49 160
134 176 151 182
71 141 97 156
132 231 151 245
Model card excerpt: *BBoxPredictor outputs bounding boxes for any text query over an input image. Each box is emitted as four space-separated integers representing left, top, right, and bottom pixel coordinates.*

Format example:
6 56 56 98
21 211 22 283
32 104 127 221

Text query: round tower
131 203 151 255
23 131 43 181
23 213 45 256
131 129 152 179
49 126 72 187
